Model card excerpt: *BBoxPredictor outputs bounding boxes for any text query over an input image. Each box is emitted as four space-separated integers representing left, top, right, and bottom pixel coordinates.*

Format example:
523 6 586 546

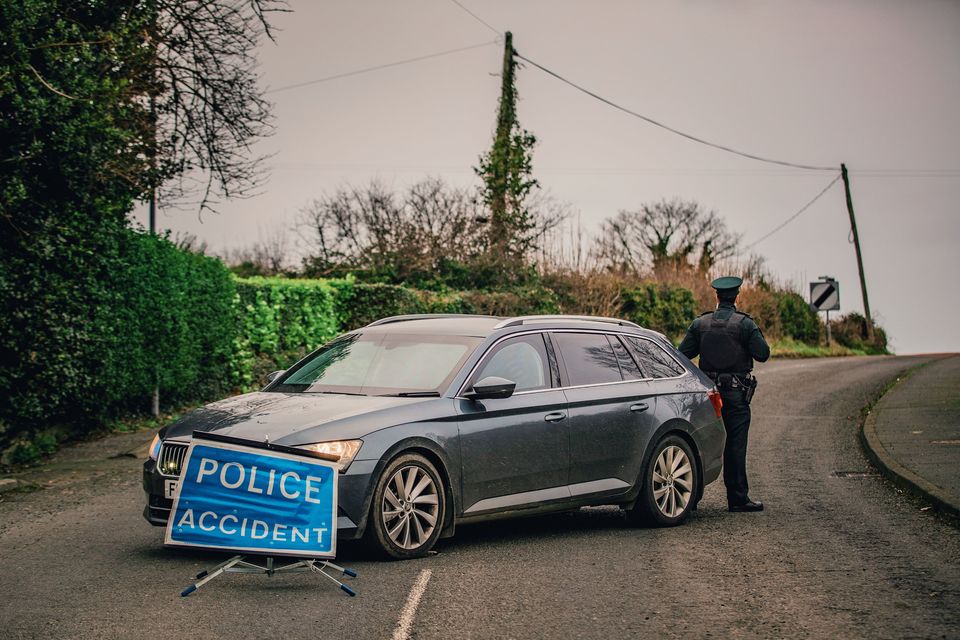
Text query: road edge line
859 365 960 521
392 568 432 640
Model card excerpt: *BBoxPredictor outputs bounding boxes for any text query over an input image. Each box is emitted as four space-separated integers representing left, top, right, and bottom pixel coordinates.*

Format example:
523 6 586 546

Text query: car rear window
610 335 643 379
553 332 623 386
624 336 685 378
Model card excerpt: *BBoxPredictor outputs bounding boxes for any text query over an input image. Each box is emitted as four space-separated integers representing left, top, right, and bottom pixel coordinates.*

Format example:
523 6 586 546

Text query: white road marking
392 568 433 640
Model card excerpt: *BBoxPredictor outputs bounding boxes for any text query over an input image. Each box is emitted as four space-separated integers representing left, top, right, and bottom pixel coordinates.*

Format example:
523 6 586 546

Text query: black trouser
719 387 752 506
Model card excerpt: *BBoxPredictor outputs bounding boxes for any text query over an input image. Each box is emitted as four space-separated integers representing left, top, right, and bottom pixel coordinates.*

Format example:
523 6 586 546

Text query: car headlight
148 434 162 460
298 440 363 472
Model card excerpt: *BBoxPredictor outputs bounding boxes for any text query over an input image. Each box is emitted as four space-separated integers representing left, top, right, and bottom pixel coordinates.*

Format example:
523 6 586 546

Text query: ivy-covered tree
474 31 541 261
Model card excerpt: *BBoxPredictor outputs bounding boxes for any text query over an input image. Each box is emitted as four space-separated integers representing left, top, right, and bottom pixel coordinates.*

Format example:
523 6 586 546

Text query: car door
456 332 570 514
552 331 659 494
621 332 694 423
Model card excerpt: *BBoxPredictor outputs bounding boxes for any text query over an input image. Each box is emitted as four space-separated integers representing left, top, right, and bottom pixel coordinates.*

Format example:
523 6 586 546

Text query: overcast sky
132 1 960 355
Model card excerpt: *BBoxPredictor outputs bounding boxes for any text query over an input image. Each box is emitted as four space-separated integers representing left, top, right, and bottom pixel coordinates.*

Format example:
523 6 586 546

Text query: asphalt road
1 356 958 639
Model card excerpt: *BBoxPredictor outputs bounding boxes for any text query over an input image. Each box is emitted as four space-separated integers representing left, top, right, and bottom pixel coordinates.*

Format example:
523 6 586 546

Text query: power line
447 0 502 36
515 51 837 172
265 40 498 95
851 169 960 177
744 174 842 249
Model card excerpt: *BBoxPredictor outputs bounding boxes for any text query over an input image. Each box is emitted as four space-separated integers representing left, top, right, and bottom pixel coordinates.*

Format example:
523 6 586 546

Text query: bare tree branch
593 198 741 275
26 64 81 100
146 0 286 214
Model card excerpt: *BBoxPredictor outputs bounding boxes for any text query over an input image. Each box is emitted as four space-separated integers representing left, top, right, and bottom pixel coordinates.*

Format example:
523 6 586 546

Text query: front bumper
142 456 379 541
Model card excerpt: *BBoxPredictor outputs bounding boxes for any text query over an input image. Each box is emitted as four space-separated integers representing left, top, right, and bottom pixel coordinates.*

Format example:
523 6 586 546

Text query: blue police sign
164 439 338 558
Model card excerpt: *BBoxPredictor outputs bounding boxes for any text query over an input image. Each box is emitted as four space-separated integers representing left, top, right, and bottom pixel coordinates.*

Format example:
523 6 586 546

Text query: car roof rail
494 315 642 330
365 314 499 328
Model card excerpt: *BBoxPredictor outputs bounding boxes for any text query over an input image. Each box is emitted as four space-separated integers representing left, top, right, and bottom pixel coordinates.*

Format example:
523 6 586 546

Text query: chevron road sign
810 279 840 312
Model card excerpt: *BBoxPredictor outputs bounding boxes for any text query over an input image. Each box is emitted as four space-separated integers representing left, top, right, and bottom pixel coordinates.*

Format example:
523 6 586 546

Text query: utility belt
704 371 758 403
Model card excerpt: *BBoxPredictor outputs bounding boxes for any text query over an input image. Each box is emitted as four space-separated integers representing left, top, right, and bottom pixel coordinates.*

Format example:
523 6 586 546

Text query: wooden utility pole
149 89 159 418
149 93 157 235
840 163 873 340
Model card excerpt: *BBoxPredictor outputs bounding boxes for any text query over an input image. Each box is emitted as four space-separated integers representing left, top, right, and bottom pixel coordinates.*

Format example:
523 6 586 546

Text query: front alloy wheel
366 453 445 559
627 434 698 527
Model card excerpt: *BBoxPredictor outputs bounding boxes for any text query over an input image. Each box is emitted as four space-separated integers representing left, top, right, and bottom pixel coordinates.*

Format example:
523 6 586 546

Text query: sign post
165 431 357 596
810 276 840 346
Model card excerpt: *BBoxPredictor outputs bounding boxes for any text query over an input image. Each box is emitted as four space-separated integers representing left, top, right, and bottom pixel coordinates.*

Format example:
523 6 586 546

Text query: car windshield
272 332 481 396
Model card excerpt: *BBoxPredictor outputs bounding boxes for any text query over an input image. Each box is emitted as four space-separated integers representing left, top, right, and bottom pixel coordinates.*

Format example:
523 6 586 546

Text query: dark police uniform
678 276 770 512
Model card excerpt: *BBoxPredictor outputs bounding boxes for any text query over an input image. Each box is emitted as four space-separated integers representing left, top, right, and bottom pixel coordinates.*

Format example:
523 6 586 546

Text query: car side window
625 336 684 378
472 334 550 392
610 335 643 379
553 332 623 386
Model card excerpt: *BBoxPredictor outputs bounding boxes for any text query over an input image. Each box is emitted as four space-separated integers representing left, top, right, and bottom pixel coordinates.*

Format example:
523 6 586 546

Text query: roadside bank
861 353 960 520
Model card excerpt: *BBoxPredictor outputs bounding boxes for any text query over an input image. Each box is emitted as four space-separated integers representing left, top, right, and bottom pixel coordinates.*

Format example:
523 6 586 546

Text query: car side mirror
464 376 516 400
265 370 285 384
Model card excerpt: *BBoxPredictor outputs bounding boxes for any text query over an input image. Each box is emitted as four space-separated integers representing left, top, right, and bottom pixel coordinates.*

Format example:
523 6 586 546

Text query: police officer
678 276 770 512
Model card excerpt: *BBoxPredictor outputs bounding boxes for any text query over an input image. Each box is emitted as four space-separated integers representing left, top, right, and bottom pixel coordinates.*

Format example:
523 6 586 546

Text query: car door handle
544 411 567 423
630 402 649 413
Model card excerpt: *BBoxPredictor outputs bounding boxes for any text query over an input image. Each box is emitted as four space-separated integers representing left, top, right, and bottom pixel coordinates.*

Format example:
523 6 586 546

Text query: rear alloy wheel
627 435 698 527
366 453 446 559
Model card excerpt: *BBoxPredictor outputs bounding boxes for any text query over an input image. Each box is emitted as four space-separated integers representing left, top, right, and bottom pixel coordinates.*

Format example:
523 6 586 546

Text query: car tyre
365 453 446 560
626 435 698 527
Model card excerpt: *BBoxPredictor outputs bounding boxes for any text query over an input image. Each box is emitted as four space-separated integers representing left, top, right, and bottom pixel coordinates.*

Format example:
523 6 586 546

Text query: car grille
157 441 188 477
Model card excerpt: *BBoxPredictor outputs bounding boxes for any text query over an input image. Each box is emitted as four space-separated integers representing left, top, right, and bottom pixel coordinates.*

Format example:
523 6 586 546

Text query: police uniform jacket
678 302 770 373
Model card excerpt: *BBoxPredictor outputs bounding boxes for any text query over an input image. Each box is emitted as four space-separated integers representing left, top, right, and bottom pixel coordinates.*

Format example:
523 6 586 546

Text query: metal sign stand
181 555 358 597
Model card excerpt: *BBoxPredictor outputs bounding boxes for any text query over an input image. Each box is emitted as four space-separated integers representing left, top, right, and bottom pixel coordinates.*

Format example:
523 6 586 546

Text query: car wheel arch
624 419 704 508
356 436 458 540
662 425 705 506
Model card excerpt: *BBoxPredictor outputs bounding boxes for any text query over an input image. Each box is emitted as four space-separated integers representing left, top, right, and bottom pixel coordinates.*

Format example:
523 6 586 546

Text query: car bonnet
162 391 444 444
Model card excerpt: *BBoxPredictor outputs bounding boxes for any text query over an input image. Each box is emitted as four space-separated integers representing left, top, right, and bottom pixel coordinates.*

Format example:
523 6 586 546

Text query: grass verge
770 337 879 358
0 402 204 472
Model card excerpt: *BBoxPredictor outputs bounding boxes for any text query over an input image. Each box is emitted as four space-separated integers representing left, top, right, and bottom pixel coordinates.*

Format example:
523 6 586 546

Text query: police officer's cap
711 276 743 294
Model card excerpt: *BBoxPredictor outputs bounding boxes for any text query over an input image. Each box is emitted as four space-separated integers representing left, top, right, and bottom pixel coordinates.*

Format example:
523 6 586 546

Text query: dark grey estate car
144 314 725 559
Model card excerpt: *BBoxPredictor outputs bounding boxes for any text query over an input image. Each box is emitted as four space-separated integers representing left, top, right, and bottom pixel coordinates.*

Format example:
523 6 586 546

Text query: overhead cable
744 174 842 249
447 0 502 36
266 40 498 95
515 52 837 172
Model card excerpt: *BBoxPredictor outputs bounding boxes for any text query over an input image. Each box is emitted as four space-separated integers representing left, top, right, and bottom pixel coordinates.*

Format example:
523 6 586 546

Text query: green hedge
332 280 428 331
620 283 698 339
459 287 561 316
0 230 237 452
227 279 564 388
232 277 341 387
776 291 820 345
111 233 237 409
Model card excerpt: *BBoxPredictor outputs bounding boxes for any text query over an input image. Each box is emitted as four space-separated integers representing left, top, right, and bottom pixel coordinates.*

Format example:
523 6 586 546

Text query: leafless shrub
222 227 293 276
298 178 568 281
172 231 209 255
298 178 483 278
592 198 741 275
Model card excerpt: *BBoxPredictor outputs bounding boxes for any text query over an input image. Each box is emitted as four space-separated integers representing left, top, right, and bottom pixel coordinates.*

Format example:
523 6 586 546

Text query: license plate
164 479 179 499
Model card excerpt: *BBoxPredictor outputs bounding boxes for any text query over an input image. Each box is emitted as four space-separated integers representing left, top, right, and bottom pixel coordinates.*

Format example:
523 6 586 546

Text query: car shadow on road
433 502 729 554
131 504 729 565
436 506 632 551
